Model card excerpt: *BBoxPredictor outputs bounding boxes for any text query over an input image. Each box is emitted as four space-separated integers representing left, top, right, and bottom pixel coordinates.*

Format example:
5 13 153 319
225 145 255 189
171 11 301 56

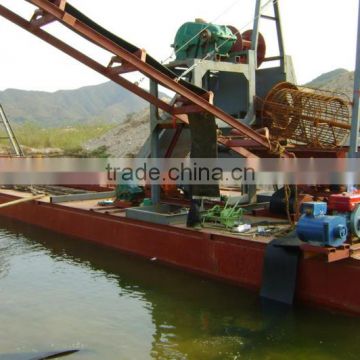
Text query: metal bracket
29 0 66 27
172 104 204 115
300 243 351 263
107 49 147 75
47 0 67 10
30 9 55 27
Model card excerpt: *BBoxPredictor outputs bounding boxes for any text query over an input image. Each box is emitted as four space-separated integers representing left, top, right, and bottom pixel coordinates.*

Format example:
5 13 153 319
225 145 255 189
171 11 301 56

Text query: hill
305 68 354 98
1 68 356 156
0 82 147 127
85 68 358 158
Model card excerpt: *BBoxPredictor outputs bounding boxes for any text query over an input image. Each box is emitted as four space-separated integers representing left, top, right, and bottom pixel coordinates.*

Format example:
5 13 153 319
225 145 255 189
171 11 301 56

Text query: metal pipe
251 0 262 54
262 110 352 130
273 0 285 69
150 80 161 206
0 105 24 156
0 194 45 209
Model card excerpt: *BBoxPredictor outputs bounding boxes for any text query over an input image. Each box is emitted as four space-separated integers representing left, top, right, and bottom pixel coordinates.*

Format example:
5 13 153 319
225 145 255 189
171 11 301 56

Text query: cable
132 0 242 87
165 0 242 63
217 0 277 52
133 0 278 90
176 0 278 81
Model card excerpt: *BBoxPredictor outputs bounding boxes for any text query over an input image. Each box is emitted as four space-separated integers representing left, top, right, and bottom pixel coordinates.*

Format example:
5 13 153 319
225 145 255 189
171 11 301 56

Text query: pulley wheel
227 25 243 52
242 29 266 66
350 204 360 238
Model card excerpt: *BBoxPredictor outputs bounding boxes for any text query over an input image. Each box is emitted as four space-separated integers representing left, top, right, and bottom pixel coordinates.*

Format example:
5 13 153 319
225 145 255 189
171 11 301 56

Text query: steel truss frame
0 0 292 158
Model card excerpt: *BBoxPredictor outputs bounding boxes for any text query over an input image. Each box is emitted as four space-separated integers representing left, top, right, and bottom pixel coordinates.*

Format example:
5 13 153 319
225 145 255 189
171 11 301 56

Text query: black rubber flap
260 231 301 305
188 113 219 198
186 199 202 227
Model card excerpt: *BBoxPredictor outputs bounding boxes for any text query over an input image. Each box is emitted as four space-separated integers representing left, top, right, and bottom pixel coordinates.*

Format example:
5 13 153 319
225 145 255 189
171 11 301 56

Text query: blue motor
297 202 348 247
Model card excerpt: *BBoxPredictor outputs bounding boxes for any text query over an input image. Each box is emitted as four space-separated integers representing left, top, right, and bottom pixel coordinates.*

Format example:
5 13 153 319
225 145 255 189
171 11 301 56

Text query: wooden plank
0 194 45 208
50 191 115 204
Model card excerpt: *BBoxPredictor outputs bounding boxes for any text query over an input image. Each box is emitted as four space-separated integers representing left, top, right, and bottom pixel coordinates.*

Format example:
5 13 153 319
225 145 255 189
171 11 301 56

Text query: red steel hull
0 193 359 316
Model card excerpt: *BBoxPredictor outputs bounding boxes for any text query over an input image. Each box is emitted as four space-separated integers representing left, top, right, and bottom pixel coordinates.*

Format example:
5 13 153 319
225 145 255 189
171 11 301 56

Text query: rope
270 139 298 228
293 183 299 221
269 140 286 157
284 184 292 225
284 184 300 229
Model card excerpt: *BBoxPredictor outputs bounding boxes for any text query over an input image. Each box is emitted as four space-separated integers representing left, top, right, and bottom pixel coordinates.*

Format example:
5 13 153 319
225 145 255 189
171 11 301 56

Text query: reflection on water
0 217 359 359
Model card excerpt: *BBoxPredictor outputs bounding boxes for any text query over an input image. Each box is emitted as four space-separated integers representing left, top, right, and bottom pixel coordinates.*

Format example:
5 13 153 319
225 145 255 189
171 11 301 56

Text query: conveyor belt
65 3 207 97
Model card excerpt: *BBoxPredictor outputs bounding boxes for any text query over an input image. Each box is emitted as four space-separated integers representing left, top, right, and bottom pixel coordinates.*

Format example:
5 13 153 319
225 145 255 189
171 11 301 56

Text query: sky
0 0 358 92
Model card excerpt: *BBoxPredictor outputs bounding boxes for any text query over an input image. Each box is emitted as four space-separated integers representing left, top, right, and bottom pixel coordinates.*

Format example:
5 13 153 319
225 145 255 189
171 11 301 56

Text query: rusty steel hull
0 192 359 316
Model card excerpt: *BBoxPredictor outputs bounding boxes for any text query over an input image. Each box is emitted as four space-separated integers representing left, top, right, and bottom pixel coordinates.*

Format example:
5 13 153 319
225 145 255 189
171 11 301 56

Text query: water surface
0 218 359 359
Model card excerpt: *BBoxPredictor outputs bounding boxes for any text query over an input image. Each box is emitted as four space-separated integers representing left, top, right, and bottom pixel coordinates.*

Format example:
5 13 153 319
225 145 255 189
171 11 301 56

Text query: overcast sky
0 0 358 91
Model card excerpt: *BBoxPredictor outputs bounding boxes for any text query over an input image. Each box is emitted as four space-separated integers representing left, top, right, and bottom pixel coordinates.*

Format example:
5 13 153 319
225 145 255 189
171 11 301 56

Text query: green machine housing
173 22 237 60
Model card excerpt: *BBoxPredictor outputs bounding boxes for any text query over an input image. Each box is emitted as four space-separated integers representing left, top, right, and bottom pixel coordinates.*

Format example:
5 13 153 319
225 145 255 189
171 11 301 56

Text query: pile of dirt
84 109 150 157
305 68 354 99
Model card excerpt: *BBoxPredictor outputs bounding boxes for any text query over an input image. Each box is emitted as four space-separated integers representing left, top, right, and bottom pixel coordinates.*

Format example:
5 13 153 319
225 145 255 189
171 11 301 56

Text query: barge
0 188 359 315
0 0 360 317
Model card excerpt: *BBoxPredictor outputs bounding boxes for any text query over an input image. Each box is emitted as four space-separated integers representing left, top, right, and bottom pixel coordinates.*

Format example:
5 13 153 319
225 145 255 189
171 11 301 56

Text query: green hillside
0 81 146 127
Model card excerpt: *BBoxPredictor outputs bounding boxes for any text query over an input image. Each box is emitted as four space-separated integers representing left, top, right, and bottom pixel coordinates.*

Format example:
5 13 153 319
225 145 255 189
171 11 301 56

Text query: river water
0 217 359 360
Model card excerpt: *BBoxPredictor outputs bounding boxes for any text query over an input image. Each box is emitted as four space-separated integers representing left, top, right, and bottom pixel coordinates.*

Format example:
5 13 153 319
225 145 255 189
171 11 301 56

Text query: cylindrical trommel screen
261 82 351 148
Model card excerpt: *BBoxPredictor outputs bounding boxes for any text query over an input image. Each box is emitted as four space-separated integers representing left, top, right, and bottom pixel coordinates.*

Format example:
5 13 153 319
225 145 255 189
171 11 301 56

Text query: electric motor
297 202 348 247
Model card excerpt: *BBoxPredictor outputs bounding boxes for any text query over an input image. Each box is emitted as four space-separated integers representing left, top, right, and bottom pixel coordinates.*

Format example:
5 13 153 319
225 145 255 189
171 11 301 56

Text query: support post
252 0 286 69
244 50 257 125
0 105 23 156
150 80 161 205
273 0 285 69
349 0 360 157
251 0 262 57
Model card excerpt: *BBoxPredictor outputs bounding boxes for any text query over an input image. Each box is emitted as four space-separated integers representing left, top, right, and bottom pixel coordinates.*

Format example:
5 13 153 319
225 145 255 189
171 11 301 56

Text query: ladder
0 104 24 157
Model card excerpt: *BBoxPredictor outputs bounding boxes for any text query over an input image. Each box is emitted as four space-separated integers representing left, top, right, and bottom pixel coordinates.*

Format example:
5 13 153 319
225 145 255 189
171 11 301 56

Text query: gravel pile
85 109 150 157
